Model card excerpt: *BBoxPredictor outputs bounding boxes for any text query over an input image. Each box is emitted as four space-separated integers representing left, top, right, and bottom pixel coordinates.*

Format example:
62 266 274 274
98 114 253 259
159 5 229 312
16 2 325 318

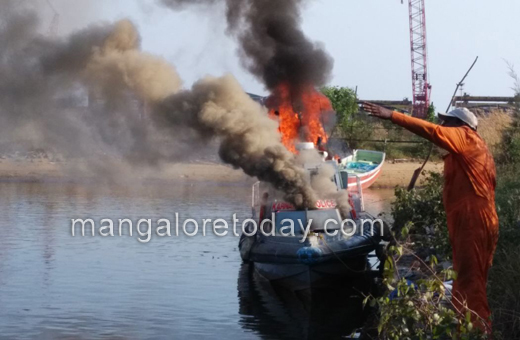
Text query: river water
0 181 395 340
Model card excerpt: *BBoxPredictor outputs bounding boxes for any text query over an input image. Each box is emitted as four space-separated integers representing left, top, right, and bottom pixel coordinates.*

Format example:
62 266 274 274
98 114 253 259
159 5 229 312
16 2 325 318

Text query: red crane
406 0 431 118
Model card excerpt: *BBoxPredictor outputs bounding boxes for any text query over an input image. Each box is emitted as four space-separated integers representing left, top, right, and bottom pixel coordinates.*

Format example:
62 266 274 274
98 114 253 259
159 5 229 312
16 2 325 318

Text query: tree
321 86 375 149
320 86 358 131
426 102 436 123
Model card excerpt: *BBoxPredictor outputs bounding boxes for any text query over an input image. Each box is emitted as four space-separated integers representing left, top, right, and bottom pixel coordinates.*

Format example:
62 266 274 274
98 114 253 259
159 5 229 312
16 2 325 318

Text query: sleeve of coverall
391 112 467 154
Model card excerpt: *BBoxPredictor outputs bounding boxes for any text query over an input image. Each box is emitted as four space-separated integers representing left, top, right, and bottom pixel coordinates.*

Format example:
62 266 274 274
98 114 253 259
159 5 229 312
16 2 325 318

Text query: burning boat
265 84 335 154
264 85 385 190
238 84 389 292
239 143 386 293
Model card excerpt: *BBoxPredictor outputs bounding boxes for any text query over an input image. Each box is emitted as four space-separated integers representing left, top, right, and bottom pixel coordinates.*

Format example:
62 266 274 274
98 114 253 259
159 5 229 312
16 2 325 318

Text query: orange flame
267 83 333 153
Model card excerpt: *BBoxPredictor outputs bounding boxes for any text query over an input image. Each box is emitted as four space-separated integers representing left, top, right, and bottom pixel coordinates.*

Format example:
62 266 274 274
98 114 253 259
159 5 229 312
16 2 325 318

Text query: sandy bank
373 161 443 188
0 159 442 188
0 159 251 184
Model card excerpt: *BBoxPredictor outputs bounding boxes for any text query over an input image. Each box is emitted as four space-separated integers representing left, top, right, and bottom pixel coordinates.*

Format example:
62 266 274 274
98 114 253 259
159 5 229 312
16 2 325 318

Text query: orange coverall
392 112 500 330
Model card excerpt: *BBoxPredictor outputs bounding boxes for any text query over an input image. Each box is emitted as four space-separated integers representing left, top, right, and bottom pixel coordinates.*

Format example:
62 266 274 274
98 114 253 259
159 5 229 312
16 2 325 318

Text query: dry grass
477 109 514 155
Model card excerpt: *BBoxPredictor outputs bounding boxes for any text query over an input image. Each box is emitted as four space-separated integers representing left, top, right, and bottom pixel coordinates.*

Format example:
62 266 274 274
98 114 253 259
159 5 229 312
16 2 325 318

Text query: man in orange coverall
363 103 499 332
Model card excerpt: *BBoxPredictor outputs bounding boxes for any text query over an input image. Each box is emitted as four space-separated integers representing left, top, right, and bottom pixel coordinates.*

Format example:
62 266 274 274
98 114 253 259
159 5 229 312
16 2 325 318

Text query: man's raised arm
362 102 466 154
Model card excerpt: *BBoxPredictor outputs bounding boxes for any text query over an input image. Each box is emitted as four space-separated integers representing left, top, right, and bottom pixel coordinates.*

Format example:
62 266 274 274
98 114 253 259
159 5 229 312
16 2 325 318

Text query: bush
498 123 520 166
368 250 486 340
487 166 520 339
369 167 520 338
488 247 520 340
363 172 488 339
392 172 451 260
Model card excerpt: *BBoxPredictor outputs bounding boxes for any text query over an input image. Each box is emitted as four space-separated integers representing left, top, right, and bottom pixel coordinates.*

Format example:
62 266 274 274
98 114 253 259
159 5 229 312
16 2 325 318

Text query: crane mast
408 0 431 118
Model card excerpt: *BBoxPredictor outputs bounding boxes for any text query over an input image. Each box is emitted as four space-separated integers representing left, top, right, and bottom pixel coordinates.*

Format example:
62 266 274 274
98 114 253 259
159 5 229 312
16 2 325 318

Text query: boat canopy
351 150 384 164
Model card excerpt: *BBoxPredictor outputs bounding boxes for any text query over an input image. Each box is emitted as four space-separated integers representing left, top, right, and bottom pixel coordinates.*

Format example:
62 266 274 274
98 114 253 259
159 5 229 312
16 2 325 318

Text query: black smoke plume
160 0 334 95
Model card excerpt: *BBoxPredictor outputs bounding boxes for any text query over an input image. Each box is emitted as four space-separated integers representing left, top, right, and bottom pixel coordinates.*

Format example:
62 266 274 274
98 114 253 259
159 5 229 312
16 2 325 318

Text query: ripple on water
0 181 394 339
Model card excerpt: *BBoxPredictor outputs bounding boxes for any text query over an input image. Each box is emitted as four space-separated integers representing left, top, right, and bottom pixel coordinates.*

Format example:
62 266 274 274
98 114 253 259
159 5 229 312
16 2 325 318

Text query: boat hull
239 216 383 292
346 165 383 190
343 149 386 190
253 258 367 293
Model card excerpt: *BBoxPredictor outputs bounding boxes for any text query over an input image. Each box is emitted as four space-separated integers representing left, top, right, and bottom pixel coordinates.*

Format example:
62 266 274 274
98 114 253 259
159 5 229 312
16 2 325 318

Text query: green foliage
489 90 520 337
367 246 487 340
392 171 451 260
494 167 520 245
321 86 376 149
497 113 520 166
490 69 520 339
427 103 437 123
320 86 359 130
487 167 520 339
381 129 520 339
321 86 441 160
497 64 520 166
362 171 487 339
382 143 520 339
488 247 520 340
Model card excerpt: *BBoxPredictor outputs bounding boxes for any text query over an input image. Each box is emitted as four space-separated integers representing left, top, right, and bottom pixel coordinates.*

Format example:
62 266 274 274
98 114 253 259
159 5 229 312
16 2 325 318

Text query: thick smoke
160 0 334 96
0 1 334 208
88 20 321 207
154 75 319 207
84 20 182 103
0 1 190 176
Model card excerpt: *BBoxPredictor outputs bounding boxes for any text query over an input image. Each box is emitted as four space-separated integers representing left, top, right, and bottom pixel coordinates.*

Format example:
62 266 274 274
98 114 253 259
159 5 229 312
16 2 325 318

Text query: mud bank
0 159 251 184
373 161 444 188
0 159 442 187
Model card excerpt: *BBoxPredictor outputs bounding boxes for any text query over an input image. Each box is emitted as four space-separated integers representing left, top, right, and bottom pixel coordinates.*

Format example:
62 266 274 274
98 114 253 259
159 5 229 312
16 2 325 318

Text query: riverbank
374 161 443 188
0 159 251 184
0 159 442 187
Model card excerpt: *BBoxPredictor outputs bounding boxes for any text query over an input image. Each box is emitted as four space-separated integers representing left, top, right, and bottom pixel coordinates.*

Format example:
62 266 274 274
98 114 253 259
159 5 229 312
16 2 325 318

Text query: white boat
339 150 386 190
238 144 388 293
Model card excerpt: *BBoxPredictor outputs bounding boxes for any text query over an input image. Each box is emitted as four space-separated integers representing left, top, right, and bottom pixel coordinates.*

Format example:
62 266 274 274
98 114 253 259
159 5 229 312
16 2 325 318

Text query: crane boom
408 0 431 118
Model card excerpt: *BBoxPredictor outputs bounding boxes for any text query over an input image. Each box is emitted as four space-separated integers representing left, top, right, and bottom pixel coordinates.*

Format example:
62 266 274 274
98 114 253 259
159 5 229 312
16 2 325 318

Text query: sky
40 0 520 113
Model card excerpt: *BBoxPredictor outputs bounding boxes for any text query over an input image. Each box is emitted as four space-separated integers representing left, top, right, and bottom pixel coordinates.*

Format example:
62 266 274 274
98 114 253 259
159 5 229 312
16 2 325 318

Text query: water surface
0 181 394 339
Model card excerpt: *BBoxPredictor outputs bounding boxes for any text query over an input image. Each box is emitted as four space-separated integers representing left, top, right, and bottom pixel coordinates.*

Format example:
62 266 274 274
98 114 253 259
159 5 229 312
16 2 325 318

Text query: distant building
452 94 517 114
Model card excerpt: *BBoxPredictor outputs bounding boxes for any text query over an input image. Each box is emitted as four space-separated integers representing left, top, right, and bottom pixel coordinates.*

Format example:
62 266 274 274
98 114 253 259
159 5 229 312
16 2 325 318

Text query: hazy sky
41 0 520 112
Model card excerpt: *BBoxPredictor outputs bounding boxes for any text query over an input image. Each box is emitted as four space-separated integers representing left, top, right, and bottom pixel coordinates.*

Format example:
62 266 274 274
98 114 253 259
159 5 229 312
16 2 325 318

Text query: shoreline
0 159 442 188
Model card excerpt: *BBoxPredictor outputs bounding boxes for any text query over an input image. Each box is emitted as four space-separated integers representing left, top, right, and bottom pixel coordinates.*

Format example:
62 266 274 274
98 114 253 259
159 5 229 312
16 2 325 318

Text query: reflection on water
237 264 375 340
0 181 395 339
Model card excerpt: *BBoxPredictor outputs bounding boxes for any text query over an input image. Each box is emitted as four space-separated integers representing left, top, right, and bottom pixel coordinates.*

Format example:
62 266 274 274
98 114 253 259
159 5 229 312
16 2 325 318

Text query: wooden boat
339 150 385 190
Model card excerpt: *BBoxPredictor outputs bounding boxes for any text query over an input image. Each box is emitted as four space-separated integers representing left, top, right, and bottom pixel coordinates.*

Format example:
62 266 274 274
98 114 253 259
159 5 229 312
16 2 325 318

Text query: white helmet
439 107 478 130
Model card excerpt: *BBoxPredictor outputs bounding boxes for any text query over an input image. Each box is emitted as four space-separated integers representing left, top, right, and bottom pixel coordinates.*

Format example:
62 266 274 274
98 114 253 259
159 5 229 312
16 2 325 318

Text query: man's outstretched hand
362 102 394 120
